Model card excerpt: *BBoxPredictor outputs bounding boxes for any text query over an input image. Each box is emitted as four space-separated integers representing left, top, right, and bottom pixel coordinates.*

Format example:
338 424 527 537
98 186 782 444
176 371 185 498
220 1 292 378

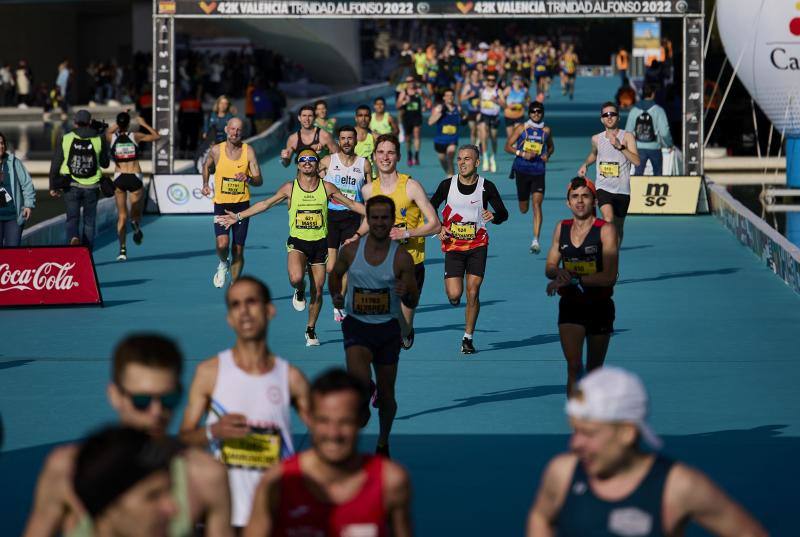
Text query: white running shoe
530 239 541 254
482 158 489 172
116 247 127 261
292 289 307 311
489 155 497 173
305 327 320 346
212 261 229 288
333 307 346 322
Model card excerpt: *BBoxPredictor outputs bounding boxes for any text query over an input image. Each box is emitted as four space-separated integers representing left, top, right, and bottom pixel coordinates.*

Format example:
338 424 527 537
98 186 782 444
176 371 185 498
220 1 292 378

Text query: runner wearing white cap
526 367 767 537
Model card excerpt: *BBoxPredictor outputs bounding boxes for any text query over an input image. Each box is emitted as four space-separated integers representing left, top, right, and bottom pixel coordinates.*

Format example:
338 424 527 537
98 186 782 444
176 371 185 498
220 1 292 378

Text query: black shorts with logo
515 172 545 200
597 189 631 218
558 296 615 335
444 246 488 278
214 201 250 245
114 173 143 192
327 210 361 249
287 236 328 265
479 114 501 129
342 316 401 365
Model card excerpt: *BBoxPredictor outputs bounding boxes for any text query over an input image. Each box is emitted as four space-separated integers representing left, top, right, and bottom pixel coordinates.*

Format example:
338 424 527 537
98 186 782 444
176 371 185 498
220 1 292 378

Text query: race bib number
442 125 457 135
564 259 597 275
481 100 496 109
220 427 281 470
220 177 246 195
406 101 420 112
470 98 479 108
450 221 477 241
353 287 391 315
295 210 323 229
523 140 543 155
114 142 136 160
510 103 524 112
598 161 620 178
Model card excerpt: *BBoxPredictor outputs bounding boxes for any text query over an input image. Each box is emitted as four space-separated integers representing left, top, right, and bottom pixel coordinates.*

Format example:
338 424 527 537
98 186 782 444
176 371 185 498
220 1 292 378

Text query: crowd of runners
26 39 770 537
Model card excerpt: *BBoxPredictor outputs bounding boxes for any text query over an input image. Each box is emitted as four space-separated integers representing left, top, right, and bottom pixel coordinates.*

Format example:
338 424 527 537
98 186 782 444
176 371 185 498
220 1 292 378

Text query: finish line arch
152 0 703 176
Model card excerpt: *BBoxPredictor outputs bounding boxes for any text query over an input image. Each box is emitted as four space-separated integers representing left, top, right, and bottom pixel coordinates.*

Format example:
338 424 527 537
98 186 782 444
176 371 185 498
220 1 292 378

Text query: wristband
515 150 521 157
236 212 242 223
403 230 411 240
205 423 215 443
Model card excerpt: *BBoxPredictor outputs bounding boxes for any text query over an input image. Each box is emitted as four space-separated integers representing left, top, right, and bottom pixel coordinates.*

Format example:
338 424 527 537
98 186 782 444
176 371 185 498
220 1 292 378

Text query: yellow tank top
288 178 329 242
213 142 251 204
371 173 425 264
355 132 375 159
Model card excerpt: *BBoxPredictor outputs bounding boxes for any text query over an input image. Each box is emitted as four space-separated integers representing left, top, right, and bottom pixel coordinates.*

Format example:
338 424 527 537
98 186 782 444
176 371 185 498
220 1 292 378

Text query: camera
0 187 8 208
90 119 109 133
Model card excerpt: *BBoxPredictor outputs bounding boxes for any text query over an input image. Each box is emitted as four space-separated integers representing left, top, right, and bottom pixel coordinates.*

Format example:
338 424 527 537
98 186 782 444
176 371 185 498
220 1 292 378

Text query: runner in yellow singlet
355 104 378 178
369 97 399 137
215 149 365 346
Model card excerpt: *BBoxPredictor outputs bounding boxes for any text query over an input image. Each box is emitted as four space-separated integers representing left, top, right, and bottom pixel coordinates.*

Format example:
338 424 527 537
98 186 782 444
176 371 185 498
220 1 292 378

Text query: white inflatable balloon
717 0 800 135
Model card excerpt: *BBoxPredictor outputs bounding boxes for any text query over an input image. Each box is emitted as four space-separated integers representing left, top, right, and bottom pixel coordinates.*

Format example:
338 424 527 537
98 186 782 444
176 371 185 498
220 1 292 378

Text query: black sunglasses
120 386 182 411
601 112 619 118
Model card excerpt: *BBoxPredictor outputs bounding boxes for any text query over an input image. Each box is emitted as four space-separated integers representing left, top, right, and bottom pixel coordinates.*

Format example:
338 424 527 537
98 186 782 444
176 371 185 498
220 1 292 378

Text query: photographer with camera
48 109 110 250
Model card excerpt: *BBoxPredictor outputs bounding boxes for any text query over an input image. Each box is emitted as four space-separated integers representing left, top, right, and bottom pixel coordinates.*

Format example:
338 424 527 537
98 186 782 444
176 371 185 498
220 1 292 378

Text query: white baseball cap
566 366 662 450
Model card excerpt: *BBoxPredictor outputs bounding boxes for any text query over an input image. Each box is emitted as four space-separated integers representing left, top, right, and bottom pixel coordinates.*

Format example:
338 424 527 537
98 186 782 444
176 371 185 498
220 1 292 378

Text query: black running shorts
515 172 545 200
479 114 500 129
342 316 401 365
558 296 615 335
327 210 361 249
287 236 328 265
444 246 488 278
214 201 250 246
596 189 631 218
114 173 143 192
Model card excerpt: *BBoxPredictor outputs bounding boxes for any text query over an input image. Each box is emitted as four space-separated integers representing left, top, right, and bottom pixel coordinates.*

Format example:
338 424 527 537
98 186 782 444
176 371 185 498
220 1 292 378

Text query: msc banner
628 176 703 214
160 0 701 17
153 174 214 214
0 246 102 307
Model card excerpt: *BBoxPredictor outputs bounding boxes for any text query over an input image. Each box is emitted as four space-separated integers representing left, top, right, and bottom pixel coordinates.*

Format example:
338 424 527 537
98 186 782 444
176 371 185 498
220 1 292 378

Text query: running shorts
434 142 454 154
558 296 615 335
515 172 545 200
597 189 631 218
444 246 488 278
287 236 328 265
114 172 143 192
342 316 401 365
505 116 525 128
327 210 361 249
214 201 250 245
478 114 500 129
402 114 423 131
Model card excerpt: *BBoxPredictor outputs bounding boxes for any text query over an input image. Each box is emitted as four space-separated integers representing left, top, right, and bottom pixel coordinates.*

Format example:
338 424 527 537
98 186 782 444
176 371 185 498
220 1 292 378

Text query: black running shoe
116 246 127 261
131 221 143 245
401 328 415 350
375 443 391 459
461 337 476 354
305 326 320 346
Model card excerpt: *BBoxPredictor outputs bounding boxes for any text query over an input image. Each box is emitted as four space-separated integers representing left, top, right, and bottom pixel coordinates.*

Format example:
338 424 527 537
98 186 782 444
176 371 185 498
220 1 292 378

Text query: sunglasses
298 156 319 163
601 112 619 118
531 109 544 114
121 387 182 411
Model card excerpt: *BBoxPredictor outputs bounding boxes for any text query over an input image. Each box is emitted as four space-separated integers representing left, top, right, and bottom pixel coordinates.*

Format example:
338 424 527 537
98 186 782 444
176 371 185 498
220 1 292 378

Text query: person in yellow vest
202 117 263 288
48 109 110 250
354 104 377 179
353 134 441 350
215 149 365 347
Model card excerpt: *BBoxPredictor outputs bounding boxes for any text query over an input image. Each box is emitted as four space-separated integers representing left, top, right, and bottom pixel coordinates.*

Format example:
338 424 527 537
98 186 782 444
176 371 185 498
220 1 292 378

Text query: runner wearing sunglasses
577 102 640 245
23 334 234 537
215 149 366 346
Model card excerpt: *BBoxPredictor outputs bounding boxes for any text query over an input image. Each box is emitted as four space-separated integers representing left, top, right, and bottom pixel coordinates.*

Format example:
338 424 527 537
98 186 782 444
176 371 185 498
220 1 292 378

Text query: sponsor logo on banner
199 1 218 14
628 176 702 214
153 174 214 214
0 247 102 307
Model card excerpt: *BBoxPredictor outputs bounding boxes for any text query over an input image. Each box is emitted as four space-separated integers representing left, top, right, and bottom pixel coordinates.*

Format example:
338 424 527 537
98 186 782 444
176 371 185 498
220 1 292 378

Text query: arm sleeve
483 180 509 225
429 179 451 209
49 135 65 189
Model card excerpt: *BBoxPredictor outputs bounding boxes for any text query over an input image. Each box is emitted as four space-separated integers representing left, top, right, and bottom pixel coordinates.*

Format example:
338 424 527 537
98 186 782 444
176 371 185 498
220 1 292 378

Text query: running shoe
414 156 420 166
489 155 497 173
333 307 346 322
482 158 489 172
131 221 143 245
461 337 476 354
292 289 306 311
407 157 413 167
116 246 127 261
530 239 541 254
401 328 415 350
369 379 378 409
305 326 320 346
375 442 391 459
212 261 229 288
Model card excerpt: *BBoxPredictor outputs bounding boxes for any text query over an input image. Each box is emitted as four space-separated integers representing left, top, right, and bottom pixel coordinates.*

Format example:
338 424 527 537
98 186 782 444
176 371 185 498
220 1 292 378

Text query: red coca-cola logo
0 262 80 292
0 247 101 307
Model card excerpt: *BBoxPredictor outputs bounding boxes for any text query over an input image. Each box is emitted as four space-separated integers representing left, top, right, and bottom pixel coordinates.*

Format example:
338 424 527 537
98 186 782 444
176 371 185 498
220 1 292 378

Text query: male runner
312 99 336 135
244 369 413 537
430 145 508 354
202 117 263 288
369 96 399 137
280 105 337 167
319 125 372 322
354 134 441 350
578 101 640 245
215 150 365 345
180 276 310 530
527 366 768 537
505 101 555 254
545 177 618 396
396 78 425 166
561 45 578 100
73 427 178 537
330 195 419 456
23 334 233 537
106 110 160 261
354 105 377 177
460 69 483 147
477 73 505 173
428 88 461 176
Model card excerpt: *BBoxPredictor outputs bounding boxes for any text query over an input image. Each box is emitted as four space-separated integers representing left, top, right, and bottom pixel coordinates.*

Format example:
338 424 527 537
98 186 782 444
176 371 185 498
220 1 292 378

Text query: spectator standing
178 89 203 157
0 63 14 107
0 132 35 247
615 46 629 86
205 95 237 144
15 60 32 107
55 60 71 106
625 84 674 176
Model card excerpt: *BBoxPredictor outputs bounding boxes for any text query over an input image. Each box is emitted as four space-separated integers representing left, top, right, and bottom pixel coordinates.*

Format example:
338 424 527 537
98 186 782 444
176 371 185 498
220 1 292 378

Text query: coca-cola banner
0 246 102 307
